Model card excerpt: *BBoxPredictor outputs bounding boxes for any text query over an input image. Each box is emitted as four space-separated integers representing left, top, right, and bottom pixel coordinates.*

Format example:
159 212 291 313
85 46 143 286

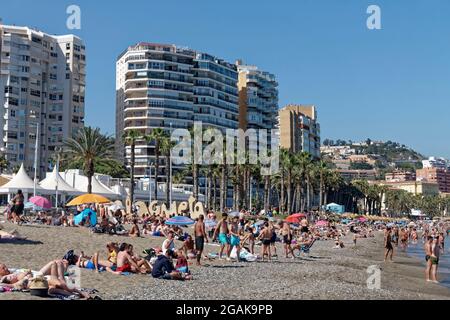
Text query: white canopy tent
39 166 81 195
0 163 45 202
60 170 121 199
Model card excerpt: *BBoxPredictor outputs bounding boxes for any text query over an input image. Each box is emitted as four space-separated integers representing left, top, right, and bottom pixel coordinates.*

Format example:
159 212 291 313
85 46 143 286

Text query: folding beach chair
293 238 316 258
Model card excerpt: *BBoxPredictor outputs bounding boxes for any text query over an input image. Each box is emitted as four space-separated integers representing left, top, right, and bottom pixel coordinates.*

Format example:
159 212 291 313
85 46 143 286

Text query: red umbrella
290 213 306 219
285 216 301 224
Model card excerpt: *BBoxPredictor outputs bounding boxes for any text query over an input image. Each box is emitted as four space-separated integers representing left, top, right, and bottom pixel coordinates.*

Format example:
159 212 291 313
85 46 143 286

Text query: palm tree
146 128 168 201
279 149 290 213
317 160 329 210
281 150 296 214
63 127 114 194
295 152 312 211
0 155 9 174
123 130 142 208
160 136 176 206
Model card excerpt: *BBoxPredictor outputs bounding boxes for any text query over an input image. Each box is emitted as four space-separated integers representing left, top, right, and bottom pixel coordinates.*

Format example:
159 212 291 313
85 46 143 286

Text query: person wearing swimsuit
194 215 208 266
213 213 230 260
11 190 24 224
258 222 272 262
384 227 394 262
429 236 440 283
282 222 295 259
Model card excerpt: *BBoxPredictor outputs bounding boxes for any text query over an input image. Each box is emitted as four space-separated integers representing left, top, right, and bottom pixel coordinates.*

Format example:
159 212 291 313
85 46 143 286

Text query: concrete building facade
278 104 320 158
0 24 85 178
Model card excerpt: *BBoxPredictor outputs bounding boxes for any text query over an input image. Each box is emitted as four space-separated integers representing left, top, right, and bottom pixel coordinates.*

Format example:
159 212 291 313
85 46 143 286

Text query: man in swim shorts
229 216 241 261
194 215 208 266
213 213 230 260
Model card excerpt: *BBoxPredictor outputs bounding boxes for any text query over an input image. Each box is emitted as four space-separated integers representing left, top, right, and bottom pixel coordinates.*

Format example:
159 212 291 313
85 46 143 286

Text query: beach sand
0 222 449 300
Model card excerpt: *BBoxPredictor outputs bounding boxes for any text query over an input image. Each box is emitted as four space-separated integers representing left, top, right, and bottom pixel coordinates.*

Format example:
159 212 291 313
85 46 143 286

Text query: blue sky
2 0 450 158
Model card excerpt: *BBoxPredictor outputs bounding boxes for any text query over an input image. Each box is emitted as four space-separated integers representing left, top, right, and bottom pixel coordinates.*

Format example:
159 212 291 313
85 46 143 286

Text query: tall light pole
55 147 61 209
33 122 39 197
148 162 153 205
169 122 173 206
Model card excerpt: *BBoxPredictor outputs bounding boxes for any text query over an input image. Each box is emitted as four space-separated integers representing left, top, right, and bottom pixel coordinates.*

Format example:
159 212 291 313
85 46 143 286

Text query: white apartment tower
116 43 239 180
0 24 86 178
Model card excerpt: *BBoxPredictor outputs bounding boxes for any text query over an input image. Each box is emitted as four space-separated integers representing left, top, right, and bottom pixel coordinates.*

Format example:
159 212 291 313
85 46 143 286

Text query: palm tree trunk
165 152 170 207
264 175 270 212
154 143 160 201
87 159 94 194
213 176 217 211
287 169 292 215
193 164 199 200
280 170 285 213
220 165 226 212
319 173 323 210
306 177 311 211
130 141 135 211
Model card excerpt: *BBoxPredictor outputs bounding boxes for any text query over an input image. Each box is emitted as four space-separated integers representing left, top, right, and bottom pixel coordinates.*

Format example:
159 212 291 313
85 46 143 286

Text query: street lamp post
33 123 39 197
55 147 61 209
169 123 173 206
148 162 153 205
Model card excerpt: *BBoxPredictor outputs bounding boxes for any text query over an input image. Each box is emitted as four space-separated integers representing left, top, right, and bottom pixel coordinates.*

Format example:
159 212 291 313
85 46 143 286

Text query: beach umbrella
254 220 265 227
358 217 368 223
285 216 300 224
204 219 217 228
29 196 52 210
228 211 240 218
315 220 329 227
66 194 111 206
24 202 45 212
290 213 306 219
165 216 195 226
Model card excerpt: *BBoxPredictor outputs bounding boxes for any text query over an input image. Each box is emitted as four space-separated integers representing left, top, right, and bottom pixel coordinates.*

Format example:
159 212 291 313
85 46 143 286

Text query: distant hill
322 139 425 171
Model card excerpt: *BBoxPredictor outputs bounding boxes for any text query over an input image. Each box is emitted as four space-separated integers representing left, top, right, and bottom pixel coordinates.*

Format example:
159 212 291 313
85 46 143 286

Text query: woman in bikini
10 190 24 225
281 222 295 259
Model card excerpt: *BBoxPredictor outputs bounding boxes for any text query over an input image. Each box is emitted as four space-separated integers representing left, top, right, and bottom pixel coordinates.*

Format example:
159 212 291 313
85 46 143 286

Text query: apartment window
7 98 19 106
10 110 16 117
74 44 81 52
7 132 18 139
59 94 63 100
30 89 41 97
32 36 42 44
49 74 57 80
66 73 71 79
66 43 71 50
21 88 28 93
50 52 58 58
66 53 70 59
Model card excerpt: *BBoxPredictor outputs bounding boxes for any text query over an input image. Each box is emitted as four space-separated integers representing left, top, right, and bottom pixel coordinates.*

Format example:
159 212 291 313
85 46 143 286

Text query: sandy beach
0 221 449 300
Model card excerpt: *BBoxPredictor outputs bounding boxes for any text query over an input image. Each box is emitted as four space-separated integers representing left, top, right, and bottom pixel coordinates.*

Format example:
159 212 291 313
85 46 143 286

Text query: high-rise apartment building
236 60 278 138
116 43 239 180
0 24 85 178
278 104 320 158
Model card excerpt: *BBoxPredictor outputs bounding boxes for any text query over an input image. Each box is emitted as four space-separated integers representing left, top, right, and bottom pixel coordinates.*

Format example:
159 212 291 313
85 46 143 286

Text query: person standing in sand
429 236 440 283
194 215 208 266
229 216 242 261
424 236 433 282
258 222 272 262
384 227 394 262
213 213 231 260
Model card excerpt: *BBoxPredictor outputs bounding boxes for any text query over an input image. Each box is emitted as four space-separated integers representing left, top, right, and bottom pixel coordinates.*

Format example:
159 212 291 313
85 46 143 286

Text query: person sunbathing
0 228 26 240
180 234 196 259
129 219 141 238
116 243 150 274
128 244 152 273
76 251 113 273
0 263 33 289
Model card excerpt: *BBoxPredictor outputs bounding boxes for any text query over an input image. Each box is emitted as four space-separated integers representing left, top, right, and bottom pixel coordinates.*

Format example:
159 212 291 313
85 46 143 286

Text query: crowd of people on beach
383 220 448 284
2 189 449 298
